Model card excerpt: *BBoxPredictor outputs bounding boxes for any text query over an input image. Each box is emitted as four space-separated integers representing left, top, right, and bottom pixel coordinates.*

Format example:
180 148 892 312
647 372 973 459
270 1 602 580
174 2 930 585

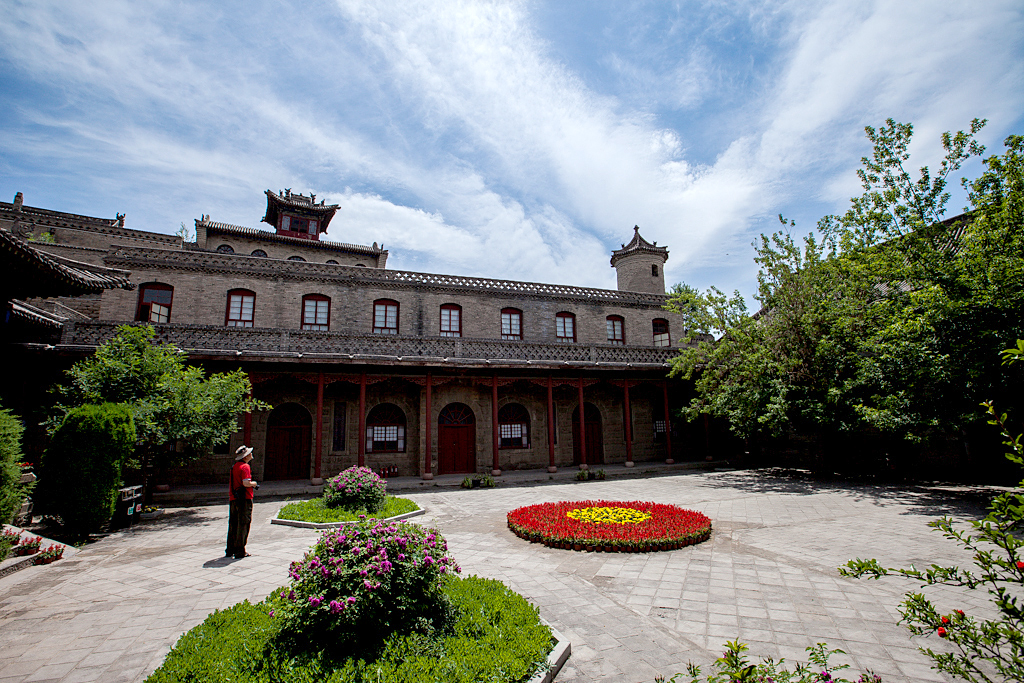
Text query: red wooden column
491 374 501 475
314 372 324 480
358 372 366 467
243 387 252 446
663 381 674 464
623 380 634 467
546 376 556 473
423 372 434 480
578 376 587 468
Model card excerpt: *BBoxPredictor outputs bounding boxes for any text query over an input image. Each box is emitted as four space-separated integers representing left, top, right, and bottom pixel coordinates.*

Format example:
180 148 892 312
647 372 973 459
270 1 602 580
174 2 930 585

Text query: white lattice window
440 305 461 337
501 309 522 340
555 313 575 343
302 295 330 331
373 300 399 334
226 290 255 327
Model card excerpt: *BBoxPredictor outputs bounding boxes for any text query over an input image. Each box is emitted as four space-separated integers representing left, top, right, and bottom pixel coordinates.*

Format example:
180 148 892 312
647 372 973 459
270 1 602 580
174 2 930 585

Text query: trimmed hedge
39 403 136 537
146 575 553 683
277 496 419 524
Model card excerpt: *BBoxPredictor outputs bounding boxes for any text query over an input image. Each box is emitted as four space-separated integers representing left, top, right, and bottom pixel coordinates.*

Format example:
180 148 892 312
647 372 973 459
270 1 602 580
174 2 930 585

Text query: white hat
235 445 254 461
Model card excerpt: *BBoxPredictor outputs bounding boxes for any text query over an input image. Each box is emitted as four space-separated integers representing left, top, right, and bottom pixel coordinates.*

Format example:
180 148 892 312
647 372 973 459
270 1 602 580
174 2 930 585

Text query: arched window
366 403 406 453
355 263 367 267
226 289 255 327
498 403 530 449
250 249 268 258
216 244 234 254
555 312 576 343
301 294 330 331
326 259 339 265
606 315 625 345
136 283 173 323
501 308 522 340
288 255 306 262
440 304 461 337
373 299 399 334
653 319 670 347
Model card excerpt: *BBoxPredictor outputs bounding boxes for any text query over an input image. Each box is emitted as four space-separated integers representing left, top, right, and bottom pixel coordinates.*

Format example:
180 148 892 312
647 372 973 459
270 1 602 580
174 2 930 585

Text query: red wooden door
439 425 475 474
572 403 604 466
265 403 311 480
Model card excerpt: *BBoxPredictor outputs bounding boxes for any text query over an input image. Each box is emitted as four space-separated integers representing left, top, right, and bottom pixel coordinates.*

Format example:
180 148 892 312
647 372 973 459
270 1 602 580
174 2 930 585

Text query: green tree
40 403 135 537
50 324 266 474
0 404 32 525
667 120 1023 463
840 341 1024 682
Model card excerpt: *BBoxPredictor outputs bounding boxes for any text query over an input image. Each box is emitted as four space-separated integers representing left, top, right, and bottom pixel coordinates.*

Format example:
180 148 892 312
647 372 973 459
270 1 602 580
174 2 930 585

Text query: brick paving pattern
0 470 996 682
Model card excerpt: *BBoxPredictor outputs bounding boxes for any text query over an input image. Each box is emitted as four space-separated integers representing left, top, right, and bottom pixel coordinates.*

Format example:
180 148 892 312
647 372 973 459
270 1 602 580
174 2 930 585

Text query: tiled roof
610 226 669 266
104 246 670 308
0 228 136 298
196 219 384 256
9 299 66 329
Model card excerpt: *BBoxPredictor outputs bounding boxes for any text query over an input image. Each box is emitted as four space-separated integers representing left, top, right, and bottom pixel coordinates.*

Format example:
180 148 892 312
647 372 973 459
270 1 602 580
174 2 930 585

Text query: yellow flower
567 506 651 524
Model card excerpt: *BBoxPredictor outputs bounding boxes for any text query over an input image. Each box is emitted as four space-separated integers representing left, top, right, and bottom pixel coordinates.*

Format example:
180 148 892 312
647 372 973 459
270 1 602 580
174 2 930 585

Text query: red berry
1017 561 1024 570
941 616 950 624
937 627 947 638
956 609 965 617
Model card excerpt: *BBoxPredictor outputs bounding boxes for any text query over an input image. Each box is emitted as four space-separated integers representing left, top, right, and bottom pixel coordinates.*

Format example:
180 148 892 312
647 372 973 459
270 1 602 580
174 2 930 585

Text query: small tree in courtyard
49 324 266 489
40 403 135 537
0 403 33 525
841 340 1024 682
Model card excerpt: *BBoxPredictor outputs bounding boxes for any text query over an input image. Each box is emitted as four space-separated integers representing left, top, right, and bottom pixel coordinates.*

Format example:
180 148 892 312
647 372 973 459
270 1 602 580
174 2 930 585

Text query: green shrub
0 406 30 525
656 640 881 682
147 575 552 683
278 520 459 654
277 496 418 524
39 403 136 537
322 466 387 513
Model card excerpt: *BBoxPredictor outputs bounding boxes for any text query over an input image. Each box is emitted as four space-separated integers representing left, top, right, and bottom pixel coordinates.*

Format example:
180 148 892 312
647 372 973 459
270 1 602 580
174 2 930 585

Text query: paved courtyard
0 469 998 683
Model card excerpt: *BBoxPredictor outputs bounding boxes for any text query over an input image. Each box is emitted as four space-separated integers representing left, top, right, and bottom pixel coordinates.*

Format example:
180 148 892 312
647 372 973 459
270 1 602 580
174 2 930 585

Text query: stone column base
547 466 558 473
624 461 635 468
491 469 502 476
421 472 434 480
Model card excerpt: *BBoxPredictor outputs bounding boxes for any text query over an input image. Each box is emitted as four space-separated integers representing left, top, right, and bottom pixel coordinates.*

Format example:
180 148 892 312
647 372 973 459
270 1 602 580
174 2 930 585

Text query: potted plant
14 536 42 556
34 544 64 565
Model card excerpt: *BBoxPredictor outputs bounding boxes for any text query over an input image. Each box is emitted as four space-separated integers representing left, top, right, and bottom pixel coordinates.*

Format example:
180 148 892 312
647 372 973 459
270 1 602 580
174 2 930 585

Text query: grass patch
146 575 553 683
277 495 419 523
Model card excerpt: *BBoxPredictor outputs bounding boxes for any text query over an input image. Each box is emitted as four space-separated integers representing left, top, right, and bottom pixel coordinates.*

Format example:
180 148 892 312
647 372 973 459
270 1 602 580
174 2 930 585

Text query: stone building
0 189 700 484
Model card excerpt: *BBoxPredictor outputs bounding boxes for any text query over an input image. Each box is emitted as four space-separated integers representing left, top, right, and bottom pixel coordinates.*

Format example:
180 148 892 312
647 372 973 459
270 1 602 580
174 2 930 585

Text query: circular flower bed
508 500 711 552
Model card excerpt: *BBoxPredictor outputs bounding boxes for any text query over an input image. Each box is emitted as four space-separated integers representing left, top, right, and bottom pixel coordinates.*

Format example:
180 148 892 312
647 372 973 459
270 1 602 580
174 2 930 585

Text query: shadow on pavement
701 467 1004 518
202 556 241 568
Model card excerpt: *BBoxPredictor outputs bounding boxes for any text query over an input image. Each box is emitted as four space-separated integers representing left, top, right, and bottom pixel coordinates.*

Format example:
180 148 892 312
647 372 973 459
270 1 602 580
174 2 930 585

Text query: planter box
270 507 425 530
527 619 571 683
19 472 36 484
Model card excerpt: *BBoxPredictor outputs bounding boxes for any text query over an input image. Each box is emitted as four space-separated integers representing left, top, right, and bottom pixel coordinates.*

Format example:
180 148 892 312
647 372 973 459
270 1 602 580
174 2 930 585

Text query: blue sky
1 0 1022 302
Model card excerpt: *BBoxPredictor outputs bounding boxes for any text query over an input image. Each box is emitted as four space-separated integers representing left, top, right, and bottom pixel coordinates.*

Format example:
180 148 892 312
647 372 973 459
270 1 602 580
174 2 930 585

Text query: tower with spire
610 226 669 293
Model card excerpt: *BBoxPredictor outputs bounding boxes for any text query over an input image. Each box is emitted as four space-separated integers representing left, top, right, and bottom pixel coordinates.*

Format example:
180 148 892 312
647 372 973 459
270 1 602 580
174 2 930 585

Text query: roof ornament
311 194 316 202
285 188 291 197
13 192 23 212
116 213 125 228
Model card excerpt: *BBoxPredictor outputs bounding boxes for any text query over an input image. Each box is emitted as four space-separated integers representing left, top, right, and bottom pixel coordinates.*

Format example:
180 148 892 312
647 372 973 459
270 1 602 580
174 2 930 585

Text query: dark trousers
226 498 252 557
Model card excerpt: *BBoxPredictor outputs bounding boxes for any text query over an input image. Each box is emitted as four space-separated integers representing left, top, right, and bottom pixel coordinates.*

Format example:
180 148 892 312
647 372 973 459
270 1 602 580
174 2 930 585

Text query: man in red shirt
226 445 258 559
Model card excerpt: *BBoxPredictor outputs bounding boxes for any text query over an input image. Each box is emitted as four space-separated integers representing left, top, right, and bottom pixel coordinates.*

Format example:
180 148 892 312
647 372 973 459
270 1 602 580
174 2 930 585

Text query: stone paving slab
0 469 997 682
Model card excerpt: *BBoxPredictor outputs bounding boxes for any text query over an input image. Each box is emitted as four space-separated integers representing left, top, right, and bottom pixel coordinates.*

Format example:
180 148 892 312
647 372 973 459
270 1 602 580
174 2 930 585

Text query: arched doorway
438 403 475 474
265 403 311 480
572 402 604 466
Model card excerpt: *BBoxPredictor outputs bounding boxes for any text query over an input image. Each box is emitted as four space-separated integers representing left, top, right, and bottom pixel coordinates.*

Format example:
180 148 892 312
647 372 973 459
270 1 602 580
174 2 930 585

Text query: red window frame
439 304 462 337
225 289 255 327
653 318 670 347
555 312 576 343
135 283 173 324
501 308 522 340
373 299 399 335
606 315 625 345
301 294 330 331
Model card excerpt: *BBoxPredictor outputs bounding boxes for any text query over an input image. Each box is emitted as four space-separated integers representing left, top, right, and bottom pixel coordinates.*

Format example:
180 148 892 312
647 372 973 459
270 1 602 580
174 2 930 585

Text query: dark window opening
332 401 346 451
216 244 234 254
366 403 406 453
250 249 268 257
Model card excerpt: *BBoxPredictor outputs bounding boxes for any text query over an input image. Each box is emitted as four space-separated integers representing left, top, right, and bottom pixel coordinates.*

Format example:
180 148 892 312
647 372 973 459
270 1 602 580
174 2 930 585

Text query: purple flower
329 600 344 614
346 596 356 604
269 610 275 617
309 596 323 608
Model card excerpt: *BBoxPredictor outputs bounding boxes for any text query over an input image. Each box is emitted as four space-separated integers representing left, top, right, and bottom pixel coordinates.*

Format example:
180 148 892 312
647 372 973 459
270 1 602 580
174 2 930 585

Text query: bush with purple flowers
322 466 387 513
277 519 460 651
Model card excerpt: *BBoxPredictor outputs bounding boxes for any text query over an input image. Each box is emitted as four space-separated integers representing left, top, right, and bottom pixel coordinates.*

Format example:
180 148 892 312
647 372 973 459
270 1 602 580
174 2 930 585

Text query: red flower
955 609 965 617
937 627 947 638
941 616 949 624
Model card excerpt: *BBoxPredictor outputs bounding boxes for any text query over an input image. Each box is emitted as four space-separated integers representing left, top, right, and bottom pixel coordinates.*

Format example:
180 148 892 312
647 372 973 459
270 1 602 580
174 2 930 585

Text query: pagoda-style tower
610 226 669 293
262 189 340 241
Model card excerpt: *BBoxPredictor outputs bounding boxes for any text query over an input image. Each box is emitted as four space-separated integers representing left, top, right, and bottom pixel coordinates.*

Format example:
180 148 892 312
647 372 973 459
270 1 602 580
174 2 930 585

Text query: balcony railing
60 321 678 367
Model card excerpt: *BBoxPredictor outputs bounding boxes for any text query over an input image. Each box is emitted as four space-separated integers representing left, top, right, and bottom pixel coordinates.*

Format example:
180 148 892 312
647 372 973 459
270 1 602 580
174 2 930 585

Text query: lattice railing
61 321 675 365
